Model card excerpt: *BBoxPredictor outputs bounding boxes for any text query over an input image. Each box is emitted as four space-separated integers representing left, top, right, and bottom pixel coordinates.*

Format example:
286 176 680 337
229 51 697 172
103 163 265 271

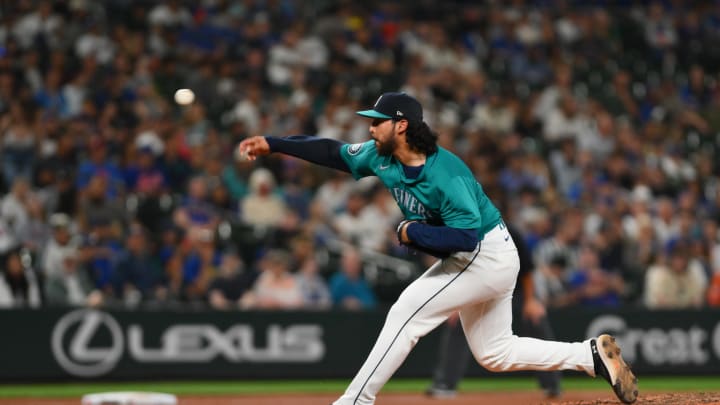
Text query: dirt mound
555 392 720 405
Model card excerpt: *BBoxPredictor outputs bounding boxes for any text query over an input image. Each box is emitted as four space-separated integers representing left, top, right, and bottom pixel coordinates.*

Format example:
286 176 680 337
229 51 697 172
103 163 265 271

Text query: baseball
174 88 195 105
234 147 250 162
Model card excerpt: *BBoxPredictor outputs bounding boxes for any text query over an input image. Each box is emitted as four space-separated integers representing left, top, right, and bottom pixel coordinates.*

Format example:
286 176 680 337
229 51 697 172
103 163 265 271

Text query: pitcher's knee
478 354 509 372
476 340 515 372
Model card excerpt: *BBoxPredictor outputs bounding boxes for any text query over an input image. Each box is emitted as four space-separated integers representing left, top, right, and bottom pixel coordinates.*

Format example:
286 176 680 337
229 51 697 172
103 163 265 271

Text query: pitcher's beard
376 135 396 156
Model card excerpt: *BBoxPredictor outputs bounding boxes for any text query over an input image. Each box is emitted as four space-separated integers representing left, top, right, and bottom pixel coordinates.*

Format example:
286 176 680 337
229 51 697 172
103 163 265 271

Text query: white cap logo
374 95 383 107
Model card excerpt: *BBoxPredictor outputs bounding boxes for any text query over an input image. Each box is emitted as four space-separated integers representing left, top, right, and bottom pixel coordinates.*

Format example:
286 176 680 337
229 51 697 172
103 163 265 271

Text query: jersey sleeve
339 140 377 179
438 176 483 229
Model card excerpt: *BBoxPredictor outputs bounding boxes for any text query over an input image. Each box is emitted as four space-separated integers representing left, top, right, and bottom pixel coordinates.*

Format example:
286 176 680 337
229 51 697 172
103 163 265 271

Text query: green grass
0 376 718 398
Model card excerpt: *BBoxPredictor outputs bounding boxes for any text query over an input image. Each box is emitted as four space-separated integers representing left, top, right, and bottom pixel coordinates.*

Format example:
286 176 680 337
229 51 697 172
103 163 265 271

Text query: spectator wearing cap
125 145 167 196
240 168 288 228
644 240 708 309
42 213 100 307
241 249 303 310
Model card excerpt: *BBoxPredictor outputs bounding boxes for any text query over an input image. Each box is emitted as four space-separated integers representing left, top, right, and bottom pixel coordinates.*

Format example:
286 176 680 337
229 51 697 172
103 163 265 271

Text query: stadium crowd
0 0 719 311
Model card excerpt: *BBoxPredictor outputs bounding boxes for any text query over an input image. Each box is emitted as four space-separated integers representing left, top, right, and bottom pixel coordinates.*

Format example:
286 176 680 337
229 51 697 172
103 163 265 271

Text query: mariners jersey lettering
340 141 502 239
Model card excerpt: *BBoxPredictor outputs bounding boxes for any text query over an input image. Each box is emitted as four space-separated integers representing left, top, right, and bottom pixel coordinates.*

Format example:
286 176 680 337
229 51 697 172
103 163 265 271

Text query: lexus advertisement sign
0 308 717 380
50 309 325 377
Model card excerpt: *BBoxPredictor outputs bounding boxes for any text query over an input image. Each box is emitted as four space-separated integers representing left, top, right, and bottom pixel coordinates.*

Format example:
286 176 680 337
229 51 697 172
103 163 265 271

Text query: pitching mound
555 391 720 405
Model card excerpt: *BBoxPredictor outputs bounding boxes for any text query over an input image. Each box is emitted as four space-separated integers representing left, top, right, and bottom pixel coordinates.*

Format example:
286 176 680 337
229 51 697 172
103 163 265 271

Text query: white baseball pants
333 223 595 405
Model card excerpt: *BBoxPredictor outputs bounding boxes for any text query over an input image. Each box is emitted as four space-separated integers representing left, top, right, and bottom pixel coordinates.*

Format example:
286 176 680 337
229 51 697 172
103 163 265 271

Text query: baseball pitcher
237 92 638 404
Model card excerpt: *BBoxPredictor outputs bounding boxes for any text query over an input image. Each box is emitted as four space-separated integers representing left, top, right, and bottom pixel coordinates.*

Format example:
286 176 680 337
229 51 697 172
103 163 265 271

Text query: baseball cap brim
356 109 393 119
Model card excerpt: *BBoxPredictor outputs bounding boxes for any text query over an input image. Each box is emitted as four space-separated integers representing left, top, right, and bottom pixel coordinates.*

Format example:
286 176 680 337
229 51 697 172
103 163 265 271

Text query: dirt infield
3 391 720 405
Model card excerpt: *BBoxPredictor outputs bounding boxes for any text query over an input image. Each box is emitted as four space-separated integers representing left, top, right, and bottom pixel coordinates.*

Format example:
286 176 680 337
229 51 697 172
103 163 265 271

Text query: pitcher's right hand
237 136 271 161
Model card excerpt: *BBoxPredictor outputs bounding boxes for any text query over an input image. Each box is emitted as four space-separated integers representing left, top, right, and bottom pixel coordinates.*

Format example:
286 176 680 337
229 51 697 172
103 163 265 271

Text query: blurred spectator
578 111 616 162
567 246 624 307
534 210 583 272
167 227 220 302
0 249 42 308
76 136 125 198
643 3 677 52
330 247 377 310
291 234 331 309
533 64 573 123
621 214 658 302
173 175 220 233
112 223 166 306
465 87 516 135
313 171 354 216
125 146 167 196
357 186 403 252
207 251 256 310
240 168 288 228
42 213 101 307
0 178 33 241
333 189 373 247
0 103 37 184
653 197 679 245
708 273 720 307
542 93 587 145
78 218 124 294
644 241 708 309
222 156 253 202
533 254 575 308
549 138 582 198
241 249 302 310
19 195 50 254
148 0 192 27
77 173 126 232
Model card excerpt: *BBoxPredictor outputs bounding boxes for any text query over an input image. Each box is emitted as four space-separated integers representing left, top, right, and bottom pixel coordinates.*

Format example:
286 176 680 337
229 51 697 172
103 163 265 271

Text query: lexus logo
51 309 123 377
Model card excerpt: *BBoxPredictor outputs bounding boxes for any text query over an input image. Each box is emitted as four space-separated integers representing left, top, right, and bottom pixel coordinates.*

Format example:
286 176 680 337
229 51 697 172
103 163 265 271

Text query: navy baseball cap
356 92 423 124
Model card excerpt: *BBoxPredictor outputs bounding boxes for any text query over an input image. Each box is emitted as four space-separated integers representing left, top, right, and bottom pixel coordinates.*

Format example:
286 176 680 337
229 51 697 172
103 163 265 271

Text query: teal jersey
340 141 502 240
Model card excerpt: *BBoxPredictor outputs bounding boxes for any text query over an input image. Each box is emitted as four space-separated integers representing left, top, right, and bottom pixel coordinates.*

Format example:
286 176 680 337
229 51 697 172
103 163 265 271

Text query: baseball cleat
591 334 638 404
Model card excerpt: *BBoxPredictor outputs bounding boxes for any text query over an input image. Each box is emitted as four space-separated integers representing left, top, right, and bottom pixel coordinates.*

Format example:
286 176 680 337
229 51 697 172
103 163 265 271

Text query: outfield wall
0 308 718 380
